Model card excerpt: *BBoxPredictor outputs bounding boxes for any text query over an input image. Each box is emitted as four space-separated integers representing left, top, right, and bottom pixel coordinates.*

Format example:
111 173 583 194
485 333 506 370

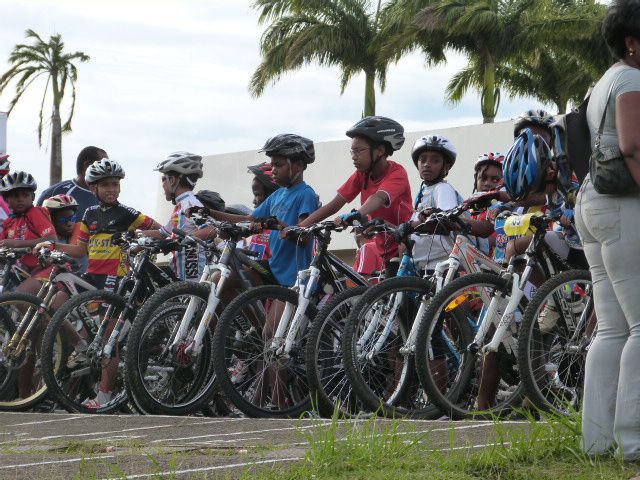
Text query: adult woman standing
576 0 640 459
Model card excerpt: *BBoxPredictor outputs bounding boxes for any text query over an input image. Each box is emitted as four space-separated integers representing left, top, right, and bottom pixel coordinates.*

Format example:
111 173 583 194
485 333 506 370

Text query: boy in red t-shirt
299 116 413 269
0 171 58 294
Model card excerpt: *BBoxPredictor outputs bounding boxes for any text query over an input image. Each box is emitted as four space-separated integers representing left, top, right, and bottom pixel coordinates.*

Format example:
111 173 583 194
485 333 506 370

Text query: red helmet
43 194 79 212
474 152 505 171
248 162 278 191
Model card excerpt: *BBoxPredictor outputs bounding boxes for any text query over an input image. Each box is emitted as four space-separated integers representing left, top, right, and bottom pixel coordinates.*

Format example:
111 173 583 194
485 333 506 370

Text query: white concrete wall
156 120 515 250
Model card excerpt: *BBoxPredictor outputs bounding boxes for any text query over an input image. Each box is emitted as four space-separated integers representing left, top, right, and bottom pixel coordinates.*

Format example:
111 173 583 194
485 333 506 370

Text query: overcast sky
0 0 543 216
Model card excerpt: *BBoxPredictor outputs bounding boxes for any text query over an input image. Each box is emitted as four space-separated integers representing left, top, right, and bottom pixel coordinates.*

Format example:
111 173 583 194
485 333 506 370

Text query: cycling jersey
74 203 155 276
159 191 205 281
1 206 55 269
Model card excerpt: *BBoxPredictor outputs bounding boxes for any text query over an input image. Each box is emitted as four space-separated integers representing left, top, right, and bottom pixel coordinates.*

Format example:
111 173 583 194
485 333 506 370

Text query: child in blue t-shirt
197 134 319 289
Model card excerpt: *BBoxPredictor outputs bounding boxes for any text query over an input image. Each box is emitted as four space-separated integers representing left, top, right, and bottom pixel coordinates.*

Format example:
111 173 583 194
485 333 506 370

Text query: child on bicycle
298 116 412 275
43 194 79 244
196 134 320 291
0 172 58 295
246 162 279 260
408 135 464 273
37 159 160 408
141 151 206 281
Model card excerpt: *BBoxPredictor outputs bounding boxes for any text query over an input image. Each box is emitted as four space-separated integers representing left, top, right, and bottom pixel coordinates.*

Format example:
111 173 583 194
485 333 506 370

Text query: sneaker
82 390 112 410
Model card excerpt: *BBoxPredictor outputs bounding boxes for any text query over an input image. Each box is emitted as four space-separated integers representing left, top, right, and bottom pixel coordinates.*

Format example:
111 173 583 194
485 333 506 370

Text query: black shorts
82 273 121 293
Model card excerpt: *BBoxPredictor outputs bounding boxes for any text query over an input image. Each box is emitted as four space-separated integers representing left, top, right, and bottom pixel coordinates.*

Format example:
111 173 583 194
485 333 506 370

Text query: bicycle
124 217 277 416
41 233 178 413
0 248 96 410
0 247 32 294
414 212 574 419
213 220 369 418
341 204 504 418
517 269 594 415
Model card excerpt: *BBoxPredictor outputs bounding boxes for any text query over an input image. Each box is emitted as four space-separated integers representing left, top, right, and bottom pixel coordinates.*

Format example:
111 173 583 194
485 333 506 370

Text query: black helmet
259 134 315 164
346 116 405 155
195 190 226 212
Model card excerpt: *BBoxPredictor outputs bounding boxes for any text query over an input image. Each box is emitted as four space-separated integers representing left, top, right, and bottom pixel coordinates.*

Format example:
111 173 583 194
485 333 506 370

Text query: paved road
0 412 531 479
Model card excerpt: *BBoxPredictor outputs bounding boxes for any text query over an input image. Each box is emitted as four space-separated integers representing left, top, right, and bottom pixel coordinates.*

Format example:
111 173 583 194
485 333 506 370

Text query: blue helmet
503 128 552 200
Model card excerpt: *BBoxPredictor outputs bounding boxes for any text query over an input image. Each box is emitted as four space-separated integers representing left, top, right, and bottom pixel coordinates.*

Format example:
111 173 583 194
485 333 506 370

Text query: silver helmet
154 151 204 180
85 159 125 184
0 171 37 192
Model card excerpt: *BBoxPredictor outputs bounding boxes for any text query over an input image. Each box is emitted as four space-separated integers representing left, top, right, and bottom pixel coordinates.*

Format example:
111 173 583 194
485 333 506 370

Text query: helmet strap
285 158 303 187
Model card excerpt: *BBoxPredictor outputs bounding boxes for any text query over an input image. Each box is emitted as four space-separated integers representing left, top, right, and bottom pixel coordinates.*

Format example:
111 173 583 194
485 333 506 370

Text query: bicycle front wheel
125 281 217 416
517 269 594 415
415 272 525 420
342 276 442 419
42 290 130 414
305 286 368 418
213 285 317 418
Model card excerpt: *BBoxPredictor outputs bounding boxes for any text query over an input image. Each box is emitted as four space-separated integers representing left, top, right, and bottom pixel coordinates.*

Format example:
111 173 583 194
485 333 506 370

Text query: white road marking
5 424 174 442
0 454 115 469
99 457 303 480
150 422 332 444
7 415 85 427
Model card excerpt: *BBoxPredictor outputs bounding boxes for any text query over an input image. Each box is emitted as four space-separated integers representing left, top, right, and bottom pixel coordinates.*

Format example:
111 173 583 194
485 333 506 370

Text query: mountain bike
41 234 178 413
0 249 96 410
414 212 574 419
213 221 369 418
341 204 504 418
125 217 277 416
0 247 32 294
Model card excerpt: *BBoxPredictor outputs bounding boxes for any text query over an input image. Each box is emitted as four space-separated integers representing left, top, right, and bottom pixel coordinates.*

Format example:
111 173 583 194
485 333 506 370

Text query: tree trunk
364 71 376 117
481 54 496 124
556 99 567 114
50 103 62 185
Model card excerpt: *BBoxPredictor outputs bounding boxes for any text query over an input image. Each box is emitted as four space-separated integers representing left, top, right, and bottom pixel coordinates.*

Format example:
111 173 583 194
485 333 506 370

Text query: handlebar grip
172 227 189 238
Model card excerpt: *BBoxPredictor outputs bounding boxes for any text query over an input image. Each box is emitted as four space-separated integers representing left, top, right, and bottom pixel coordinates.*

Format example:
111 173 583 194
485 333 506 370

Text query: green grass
246 412 639 480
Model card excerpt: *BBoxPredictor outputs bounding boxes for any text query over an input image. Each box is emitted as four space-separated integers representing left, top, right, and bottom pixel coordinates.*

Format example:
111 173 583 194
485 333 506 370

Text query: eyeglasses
57 215 77 225
349 147 370 156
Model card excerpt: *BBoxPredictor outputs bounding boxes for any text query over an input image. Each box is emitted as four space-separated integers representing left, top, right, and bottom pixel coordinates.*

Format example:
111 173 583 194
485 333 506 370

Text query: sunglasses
57 215 77 225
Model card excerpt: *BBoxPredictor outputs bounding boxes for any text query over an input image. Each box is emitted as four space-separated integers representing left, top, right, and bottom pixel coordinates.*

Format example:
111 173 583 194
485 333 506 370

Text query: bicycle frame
470 223 569 355
271 226 369 357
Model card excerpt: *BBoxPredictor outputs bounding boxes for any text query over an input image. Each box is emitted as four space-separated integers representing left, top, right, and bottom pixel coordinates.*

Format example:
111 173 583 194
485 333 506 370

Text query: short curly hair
603 0 640 59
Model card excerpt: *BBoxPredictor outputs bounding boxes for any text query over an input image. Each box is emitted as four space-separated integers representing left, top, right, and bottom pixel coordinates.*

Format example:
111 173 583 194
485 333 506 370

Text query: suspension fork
364 291 404 361
164 267 211 353
102 278 144 358
13 283 58 357
269 270 304 353
282 266 321 355
7 281 48 350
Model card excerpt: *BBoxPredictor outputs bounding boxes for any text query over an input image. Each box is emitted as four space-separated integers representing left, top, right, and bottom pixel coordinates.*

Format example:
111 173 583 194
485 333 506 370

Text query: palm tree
250 0 397 116
0 30 90 184
414 0 539 123
499 51 596 114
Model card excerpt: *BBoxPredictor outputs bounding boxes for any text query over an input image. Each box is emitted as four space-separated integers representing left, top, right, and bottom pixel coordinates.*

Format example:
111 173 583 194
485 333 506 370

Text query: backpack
553 96 591 184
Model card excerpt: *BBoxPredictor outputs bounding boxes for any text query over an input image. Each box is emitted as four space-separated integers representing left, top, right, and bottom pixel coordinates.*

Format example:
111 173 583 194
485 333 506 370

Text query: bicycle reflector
445 293 472 312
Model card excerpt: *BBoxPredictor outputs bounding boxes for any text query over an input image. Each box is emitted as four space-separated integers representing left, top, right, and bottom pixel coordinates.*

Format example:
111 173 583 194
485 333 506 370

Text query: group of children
0 107 583 409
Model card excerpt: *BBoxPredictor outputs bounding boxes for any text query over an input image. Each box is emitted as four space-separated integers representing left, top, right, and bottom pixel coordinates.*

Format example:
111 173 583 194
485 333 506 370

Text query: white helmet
0 171 37 192
85 159 125 184
154 152 204 183
411 135 457 167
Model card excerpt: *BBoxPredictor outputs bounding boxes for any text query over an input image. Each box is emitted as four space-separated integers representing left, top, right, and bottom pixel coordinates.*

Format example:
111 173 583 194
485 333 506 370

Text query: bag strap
595 68 627 148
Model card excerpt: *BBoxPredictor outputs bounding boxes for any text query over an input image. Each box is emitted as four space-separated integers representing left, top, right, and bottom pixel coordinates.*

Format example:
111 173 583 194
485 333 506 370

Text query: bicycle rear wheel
415 272 525 420
42 290 130 413
213 285 317 418
342 276 442 419
0 293 63 411
305 286 368 418
517 269 593 415
125 281 217 415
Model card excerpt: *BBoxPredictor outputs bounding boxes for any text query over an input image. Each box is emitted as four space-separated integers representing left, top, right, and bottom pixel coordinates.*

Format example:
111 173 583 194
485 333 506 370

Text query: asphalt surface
0 412 532 479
